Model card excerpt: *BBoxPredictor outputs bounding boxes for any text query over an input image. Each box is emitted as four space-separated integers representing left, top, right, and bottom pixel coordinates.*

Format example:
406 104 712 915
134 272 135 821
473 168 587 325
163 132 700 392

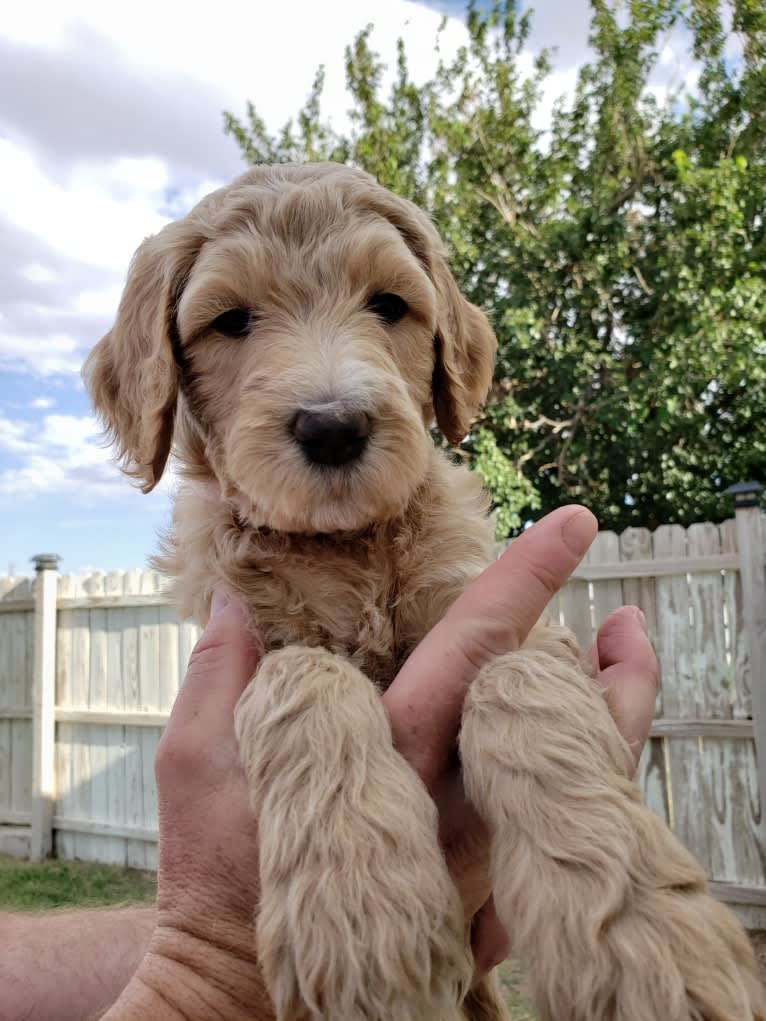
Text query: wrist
102 925 274 1021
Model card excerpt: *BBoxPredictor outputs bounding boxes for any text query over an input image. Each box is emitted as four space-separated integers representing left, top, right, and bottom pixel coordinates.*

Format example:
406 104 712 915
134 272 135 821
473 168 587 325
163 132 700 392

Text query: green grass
0 854 537 1016
498 959 538 1019
0 854 156 911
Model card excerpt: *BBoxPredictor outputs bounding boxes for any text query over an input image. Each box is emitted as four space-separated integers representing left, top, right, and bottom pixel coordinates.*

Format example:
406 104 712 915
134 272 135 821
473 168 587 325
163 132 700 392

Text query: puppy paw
460 641 766 1021
236 646 473 1020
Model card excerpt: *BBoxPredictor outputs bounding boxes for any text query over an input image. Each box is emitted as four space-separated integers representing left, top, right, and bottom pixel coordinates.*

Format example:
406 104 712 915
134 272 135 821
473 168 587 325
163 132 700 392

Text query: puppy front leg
235 645 472 1021
460 624 766 1021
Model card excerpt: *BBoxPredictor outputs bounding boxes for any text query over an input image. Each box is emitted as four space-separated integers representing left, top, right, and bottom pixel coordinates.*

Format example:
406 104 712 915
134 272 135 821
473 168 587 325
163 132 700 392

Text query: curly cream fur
86 162 765 1021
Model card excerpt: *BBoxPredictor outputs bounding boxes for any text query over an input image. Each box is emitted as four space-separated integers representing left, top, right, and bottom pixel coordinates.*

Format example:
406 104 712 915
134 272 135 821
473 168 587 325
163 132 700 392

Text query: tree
223 0 766 535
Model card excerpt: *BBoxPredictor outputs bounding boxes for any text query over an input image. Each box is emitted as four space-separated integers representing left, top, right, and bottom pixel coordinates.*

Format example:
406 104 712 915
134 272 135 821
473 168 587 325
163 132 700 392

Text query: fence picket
0 610 12 817
10 604 32 816
620 526 669 822
123 569 146 869
589 531 623 627
55 574 76 859
69 575 93 861
719 520 766 885
654 525 712 864
688 523 734 879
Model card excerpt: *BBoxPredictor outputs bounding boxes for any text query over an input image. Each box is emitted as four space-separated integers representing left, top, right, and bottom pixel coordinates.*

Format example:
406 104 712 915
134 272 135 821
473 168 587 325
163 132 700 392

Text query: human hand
382 505 659 980
103 591 271 1021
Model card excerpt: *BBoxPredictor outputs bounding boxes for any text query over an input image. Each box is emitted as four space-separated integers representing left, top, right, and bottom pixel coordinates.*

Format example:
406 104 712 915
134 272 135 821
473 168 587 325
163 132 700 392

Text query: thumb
384 506 597 786
169 591 260 732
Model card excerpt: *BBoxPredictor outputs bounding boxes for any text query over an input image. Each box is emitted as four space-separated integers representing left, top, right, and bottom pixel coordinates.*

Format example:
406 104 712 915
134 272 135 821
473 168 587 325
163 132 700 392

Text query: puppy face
85 163 496 534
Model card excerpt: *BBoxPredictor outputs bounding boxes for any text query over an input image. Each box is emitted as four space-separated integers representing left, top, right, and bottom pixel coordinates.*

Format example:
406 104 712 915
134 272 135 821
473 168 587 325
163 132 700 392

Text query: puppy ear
354 178 496 446
83 224 195 493
430 258 496 446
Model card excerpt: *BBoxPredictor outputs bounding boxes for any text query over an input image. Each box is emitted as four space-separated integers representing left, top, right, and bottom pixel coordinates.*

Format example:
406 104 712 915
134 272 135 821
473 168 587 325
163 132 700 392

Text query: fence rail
1 492 765 923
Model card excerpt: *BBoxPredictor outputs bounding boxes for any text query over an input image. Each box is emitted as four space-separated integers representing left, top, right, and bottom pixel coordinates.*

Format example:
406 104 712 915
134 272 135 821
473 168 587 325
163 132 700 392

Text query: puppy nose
291 409 370 467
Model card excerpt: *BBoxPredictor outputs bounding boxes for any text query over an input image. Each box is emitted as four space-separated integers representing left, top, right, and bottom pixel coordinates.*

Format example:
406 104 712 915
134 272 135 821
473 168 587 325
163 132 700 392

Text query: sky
0 0 701 575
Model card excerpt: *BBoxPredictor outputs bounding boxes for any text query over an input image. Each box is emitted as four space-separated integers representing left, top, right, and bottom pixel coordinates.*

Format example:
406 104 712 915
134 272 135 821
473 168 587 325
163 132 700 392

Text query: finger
471 897 511 981
168 592 260 735
384 506 597 781
592 605 659 767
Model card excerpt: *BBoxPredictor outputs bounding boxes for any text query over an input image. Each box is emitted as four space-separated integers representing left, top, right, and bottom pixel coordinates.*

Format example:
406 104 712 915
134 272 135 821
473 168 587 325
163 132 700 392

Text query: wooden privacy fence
0 566 199 870
0 491 765 921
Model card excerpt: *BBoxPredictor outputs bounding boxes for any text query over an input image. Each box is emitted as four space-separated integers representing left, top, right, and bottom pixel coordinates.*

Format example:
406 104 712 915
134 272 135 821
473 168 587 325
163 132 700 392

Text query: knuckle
453 614 516 675
155 725 203 786
526 555 564 598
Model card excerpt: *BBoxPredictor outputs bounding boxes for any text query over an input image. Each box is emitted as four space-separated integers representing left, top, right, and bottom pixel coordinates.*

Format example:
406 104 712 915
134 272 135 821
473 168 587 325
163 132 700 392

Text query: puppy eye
366 292 408 325
211 308 253 338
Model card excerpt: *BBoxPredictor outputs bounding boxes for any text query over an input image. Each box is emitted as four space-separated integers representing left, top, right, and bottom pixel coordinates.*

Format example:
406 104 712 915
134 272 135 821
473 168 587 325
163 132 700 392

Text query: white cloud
0 329 83 377
0 417 38 454
30 397 56 409
22 264 58 284
0 141 171 271
0 409 180 499
0 411 110 494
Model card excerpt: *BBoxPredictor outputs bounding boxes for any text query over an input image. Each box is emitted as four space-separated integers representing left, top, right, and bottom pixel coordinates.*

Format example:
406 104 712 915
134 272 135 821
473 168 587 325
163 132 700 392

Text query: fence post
30 553 60 861
727 482 766 811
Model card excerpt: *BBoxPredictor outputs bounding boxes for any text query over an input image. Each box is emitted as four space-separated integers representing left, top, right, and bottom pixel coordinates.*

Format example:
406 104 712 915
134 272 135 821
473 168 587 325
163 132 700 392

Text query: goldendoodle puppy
85 162 766 1021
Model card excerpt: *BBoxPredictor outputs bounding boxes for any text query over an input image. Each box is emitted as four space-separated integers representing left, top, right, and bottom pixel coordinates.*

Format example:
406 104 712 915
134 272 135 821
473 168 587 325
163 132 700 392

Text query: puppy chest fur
160 449 495 689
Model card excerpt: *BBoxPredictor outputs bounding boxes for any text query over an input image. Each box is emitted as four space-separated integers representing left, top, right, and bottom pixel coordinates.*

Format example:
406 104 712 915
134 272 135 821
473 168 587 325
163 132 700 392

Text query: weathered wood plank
560 570 592 656
54 709 169 727
654 524 711 865
637 737 670 826
733 499 766 877
52 815 158 841
54 574 76 860
139 571 161 872
720 519 766 886
589 531 624 630
570 553 740 580
709 881 766 908
158 605 180 713
0 616 14 816
123 570 146 869
720 519 751 719
105 571 128 866
13 611 33 820
179 619 201 681
69 576 93 861
688 524 735 880
0 717 10 816
76 573 117 863
56 593 171 610
0 809 31 825
621 526 662 716
650 719 753 739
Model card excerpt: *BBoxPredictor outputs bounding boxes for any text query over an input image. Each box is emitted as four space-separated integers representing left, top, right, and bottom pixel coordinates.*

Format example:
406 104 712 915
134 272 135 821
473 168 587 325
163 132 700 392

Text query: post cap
725 481 764 508
31 554 61 573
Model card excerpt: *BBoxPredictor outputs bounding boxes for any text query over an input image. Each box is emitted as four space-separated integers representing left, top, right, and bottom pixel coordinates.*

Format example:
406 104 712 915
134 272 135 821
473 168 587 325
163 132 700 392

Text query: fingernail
632 606 648 633
211 589 230 617
561 508 597 558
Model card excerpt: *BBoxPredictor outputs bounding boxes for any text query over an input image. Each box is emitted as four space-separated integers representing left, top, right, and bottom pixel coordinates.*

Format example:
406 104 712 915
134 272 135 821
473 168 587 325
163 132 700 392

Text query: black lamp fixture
725 481 764 510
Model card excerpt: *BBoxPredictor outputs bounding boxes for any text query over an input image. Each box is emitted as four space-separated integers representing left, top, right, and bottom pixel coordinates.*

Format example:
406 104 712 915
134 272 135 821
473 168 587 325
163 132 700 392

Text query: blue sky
0 0 704 574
